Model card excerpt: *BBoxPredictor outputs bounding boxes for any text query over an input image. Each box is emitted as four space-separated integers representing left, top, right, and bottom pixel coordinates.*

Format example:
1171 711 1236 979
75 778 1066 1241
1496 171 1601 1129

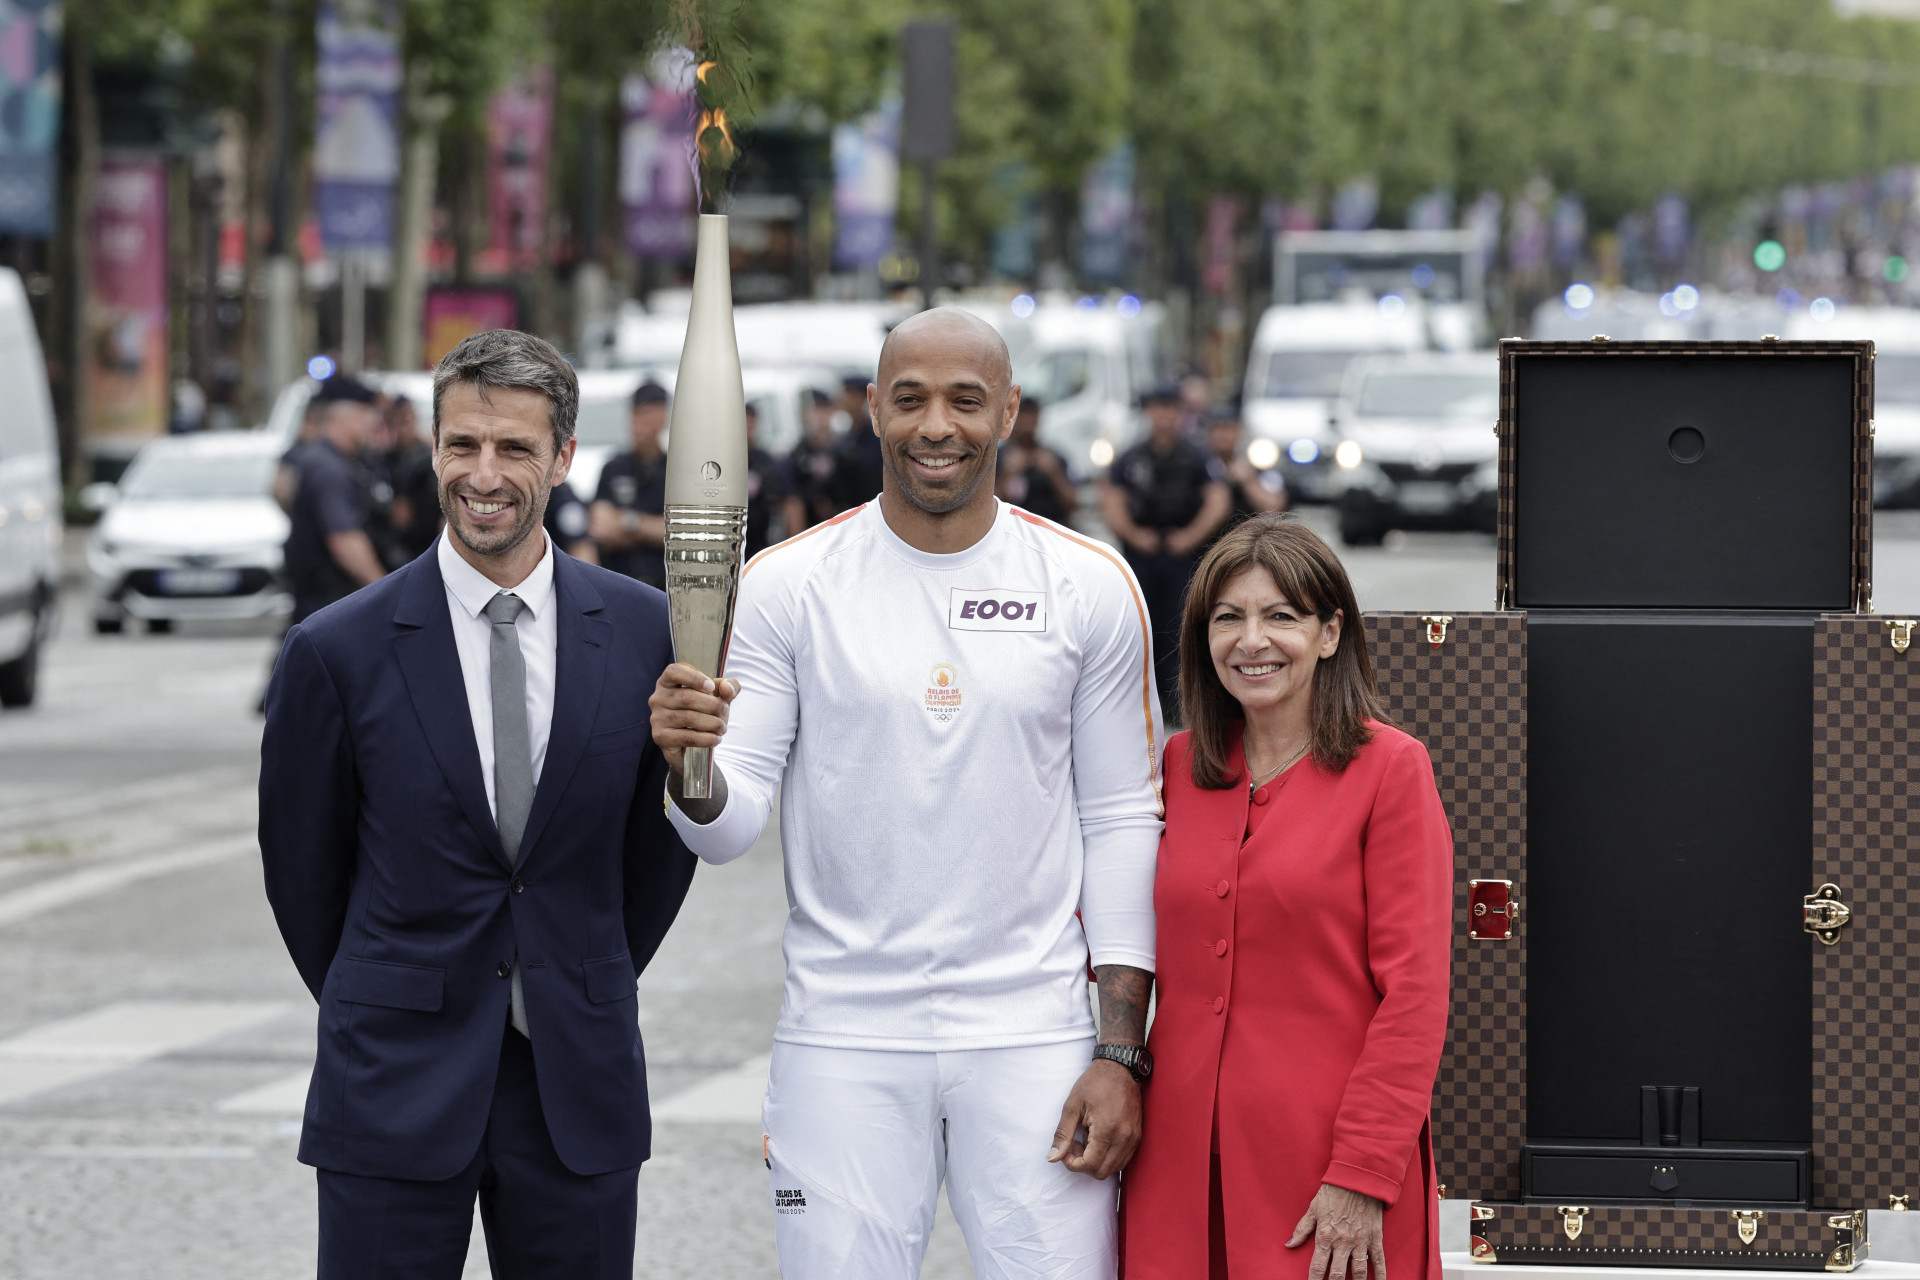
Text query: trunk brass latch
1804 884 1852 945
1732 1211 1765 1246
1559 1206 1591 1242
1469 879 1518 941
1888 619 1916 654
1421 615 1454 646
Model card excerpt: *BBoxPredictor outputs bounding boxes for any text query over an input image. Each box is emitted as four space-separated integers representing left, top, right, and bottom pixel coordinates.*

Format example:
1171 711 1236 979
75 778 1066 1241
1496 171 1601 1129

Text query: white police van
0 267 60 707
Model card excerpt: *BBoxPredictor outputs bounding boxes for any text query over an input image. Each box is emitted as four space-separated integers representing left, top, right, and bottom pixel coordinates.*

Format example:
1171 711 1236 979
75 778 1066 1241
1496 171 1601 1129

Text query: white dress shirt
437 532 557 816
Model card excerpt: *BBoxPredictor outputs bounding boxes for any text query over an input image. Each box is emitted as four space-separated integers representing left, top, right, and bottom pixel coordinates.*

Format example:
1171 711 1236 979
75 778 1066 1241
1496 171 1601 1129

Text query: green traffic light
1754 240 1787 272
1886 256 1910 284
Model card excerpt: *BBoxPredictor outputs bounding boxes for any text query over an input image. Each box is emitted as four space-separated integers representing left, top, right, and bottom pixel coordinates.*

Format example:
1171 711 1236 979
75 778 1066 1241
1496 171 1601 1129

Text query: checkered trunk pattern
1367 613 1526 1202
1494 340 1874 612
1472 1204 1853 1271
1811 615 1920 1208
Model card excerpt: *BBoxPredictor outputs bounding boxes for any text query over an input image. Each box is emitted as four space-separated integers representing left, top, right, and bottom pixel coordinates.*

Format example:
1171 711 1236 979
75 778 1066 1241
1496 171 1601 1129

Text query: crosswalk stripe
0 833 257 930
216 1067 312 1115
0 1000 290 1108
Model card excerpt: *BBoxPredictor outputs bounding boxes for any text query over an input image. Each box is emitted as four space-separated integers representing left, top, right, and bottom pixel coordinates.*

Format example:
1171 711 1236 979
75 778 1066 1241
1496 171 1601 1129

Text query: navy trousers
316 1029 639 1280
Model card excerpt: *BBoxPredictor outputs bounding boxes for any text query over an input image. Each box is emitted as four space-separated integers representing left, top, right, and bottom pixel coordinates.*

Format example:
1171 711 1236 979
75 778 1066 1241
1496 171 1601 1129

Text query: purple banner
314 0 401 251
619 50 696 261
832 100 898 269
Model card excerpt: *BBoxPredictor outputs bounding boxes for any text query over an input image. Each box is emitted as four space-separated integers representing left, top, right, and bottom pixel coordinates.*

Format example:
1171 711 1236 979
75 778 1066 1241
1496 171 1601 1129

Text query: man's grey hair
431 329 580 453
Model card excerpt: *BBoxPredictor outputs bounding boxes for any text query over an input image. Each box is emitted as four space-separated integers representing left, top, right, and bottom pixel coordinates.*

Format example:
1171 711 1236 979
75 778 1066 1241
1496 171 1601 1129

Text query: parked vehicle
1241 302 1428 502
85 433 292 633
1007 298 1169 478
0 267 60 706
1329 352 1500 545
1783 306 1920 508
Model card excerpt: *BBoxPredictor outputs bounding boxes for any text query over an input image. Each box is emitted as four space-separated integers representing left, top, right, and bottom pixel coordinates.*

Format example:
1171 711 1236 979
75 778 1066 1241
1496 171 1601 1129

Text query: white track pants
762 1038 1117 1280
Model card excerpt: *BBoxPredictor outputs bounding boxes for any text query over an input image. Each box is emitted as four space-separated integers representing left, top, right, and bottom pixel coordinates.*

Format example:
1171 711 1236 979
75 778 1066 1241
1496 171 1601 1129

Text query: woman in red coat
1122 513 1452 1280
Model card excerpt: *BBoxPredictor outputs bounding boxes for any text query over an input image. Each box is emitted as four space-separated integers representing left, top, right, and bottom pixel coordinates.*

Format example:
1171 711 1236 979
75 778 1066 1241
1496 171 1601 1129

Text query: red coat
1122 722 1453 1280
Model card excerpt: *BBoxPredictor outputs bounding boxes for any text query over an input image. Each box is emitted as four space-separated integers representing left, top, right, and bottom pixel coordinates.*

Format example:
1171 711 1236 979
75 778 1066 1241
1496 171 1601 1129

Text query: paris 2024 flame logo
925 664 961 722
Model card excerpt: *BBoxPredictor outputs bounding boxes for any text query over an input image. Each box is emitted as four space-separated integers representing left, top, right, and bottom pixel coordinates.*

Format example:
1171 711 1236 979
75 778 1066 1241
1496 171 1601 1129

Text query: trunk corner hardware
1804 884 1852 945
1469 879 1518 941
1887 619 1915 653
1890 1196 1911 1211
1421 615 1453 646
1470 1236 1497 1264
1559 1206 1591 1242
1732 1210 1765 1246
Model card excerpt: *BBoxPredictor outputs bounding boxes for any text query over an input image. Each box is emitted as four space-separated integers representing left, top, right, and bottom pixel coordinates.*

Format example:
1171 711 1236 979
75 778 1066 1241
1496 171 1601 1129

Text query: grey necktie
484 591 533 1036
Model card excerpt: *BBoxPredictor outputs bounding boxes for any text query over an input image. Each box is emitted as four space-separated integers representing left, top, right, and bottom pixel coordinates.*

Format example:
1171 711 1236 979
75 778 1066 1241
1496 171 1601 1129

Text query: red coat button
1214 939 1229 956
1252 789 1271 806
1211 996 1225 1014
1215 880 1230 897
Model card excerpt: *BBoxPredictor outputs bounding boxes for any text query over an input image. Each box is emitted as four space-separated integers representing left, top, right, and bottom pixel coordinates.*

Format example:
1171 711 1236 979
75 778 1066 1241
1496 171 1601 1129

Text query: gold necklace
1248 737 1312 792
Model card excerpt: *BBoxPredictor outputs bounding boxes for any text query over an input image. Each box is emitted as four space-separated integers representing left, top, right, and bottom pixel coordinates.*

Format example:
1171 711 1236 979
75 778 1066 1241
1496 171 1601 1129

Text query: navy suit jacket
259 544 695 1181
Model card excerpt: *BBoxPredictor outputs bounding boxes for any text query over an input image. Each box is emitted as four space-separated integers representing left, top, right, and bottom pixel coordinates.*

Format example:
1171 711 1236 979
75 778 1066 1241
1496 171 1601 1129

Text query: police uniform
284 437 374 624
1109 435 1226 716
745 445 791 557
787 434 839 528
998 444 1076 525
542 481 593 556
593 451 667 587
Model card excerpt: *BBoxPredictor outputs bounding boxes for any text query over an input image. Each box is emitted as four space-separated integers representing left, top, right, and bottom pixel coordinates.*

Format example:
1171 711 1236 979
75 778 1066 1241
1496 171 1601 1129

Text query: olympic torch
664 213 749 799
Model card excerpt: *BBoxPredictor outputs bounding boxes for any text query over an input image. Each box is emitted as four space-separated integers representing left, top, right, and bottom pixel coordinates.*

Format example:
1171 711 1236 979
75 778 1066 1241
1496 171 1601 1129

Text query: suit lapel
517 554 609 865
392 552 508 867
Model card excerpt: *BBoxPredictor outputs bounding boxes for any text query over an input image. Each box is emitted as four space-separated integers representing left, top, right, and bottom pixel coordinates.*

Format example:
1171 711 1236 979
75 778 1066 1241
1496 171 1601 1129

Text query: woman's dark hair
1178 513 1383 788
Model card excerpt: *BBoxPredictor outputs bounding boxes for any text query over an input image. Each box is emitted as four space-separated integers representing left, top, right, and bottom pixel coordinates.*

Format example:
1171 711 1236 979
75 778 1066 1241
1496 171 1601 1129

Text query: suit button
1211 996 1225 1014
1214 939 1229 956
496 961 512 978
1252 789 1271 806
511 878 525 894
1215 880 1230 898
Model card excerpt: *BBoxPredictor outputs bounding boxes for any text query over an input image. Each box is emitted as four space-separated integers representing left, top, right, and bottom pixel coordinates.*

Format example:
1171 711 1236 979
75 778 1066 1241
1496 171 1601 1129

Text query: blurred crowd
270 368 1289 714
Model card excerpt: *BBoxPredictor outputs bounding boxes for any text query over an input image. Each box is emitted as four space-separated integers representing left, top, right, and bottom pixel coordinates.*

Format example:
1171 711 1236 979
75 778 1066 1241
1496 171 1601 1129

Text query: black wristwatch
1093 1042 1154 1084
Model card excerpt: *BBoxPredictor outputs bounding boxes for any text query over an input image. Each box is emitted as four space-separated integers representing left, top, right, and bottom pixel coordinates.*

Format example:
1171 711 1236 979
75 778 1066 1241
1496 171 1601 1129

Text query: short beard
881 437 997 516
440 470 553 560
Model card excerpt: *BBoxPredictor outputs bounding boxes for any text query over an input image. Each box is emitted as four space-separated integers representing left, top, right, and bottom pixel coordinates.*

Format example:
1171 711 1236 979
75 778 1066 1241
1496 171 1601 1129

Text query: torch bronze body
664 214 750 799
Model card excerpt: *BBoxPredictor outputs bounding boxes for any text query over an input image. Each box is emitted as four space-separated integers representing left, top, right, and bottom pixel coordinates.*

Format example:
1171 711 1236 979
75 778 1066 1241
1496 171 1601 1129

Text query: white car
1242 303 1429 503
0 266 60 706
1783 307 1920 508
86 433 292 633
1328 353 1500 546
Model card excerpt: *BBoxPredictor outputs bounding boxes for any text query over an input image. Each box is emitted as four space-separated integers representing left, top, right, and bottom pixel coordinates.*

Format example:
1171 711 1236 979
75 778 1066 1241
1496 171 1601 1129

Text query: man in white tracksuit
649 308 1164 1279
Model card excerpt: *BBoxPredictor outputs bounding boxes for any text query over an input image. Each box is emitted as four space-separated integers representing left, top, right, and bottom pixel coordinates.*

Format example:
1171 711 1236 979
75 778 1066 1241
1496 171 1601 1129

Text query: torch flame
690 57 738 212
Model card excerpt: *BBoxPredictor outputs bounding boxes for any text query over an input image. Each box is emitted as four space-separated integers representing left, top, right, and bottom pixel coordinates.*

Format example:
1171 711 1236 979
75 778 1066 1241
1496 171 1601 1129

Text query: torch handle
682 746 715 800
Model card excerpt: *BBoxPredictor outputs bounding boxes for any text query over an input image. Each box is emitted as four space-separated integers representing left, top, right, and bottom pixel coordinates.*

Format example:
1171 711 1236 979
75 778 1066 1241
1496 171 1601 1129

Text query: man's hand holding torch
649 665 739 823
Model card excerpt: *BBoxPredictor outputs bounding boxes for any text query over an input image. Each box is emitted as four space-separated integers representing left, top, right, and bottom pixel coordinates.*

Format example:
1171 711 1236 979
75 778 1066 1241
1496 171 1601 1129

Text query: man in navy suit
260 329 696 1279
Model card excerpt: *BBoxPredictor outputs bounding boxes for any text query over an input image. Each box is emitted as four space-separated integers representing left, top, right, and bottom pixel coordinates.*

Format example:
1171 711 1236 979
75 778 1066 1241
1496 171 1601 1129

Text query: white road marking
0 832 257 930
0 765 247 831
1 1144 257 1159
0 1000 290 1107
216 1067 311 1115
652 1054 770 1123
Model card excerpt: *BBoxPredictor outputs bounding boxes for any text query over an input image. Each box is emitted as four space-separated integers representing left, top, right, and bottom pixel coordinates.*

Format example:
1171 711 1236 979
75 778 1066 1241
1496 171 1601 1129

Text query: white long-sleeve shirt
668 500 1165 1051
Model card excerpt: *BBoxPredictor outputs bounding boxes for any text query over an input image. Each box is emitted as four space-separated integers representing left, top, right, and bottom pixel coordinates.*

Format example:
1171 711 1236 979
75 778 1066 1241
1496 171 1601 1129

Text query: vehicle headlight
1334 440 1364 470
1089 439 1116 468
1246 437 1281 470
1287 437 1320 466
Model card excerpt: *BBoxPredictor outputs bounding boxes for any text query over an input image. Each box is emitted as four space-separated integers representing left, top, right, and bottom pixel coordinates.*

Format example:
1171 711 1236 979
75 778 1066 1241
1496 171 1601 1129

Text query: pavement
5 510 1920 1277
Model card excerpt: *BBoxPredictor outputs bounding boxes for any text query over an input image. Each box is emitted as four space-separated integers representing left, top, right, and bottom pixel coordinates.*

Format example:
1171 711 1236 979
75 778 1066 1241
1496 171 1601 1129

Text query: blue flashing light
1116 294 1142 318
307 354 337 381
1010 294 1037 318
1776 288 1802 311
1287 437 1320 466
1564 283 1595 310
1411 263 1436 289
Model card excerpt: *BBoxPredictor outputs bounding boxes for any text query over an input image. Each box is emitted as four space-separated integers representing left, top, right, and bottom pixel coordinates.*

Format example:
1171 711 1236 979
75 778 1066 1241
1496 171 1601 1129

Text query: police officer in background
543 478 598 562
283 376 387 624
384 395 442 564
995 394 1078 525
1098 383 1233 720
786 389 839 531
744 402 793 557
589 380 669 586
828 372 885 512
1206 402 1286 526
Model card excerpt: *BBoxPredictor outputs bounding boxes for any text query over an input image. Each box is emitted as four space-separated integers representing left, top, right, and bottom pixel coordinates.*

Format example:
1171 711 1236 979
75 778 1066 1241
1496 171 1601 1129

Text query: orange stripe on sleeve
741 503 867 579
1011 509 1163 811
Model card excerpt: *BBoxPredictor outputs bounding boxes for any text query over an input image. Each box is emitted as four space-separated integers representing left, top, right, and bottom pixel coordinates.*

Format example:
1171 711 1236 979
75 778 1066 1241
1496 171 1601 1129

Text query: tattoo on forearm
1094 964 1153 1044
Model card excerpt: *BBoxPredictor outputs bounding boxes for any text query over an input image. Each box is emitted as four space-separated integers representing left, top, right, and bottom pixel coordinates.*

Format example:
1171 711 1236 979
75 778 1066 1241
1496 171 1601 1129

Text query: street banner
1202 193 1240 297
483 67 553 274
314 0 401 251
832 99 899 269
0 0 59 235
620 48 696 261
423 287 517 368
1080 141 1133 285
88 155 168 438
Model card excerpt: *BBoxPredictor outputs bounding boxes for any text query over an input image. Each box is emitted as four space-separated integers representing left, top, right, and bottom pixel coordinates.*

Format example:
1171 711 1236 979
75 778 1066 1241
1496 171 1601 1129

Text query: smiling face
1206 563 1342 717
871 309 1019 517
434 381 574 561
